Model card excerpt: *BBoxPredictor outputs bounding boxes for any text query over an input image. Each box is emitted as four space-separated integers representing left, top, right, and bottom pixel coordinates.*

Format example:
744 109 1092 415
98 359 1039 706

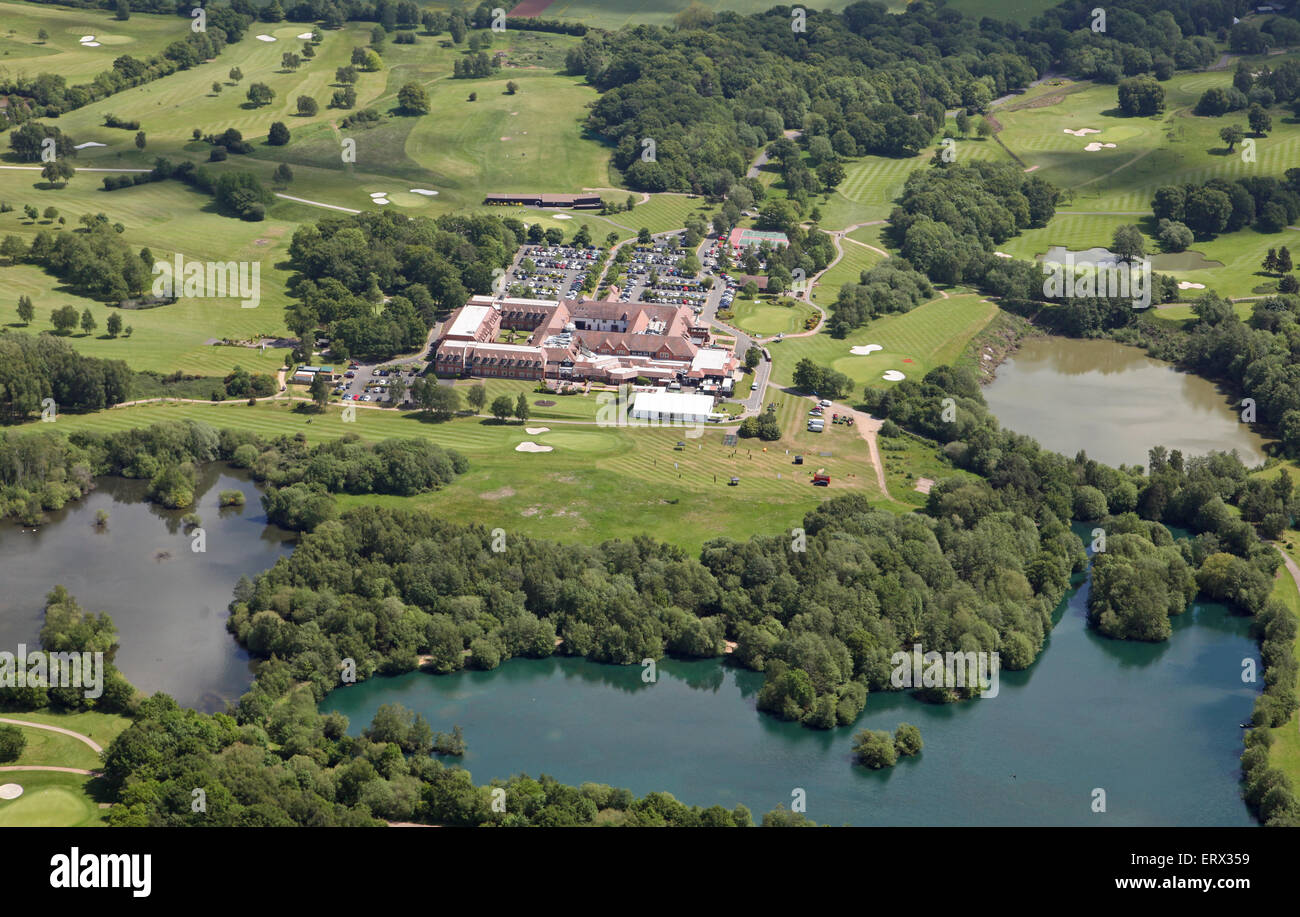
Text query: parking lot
617 234 713 313
506 244 604 300
333 361 422 406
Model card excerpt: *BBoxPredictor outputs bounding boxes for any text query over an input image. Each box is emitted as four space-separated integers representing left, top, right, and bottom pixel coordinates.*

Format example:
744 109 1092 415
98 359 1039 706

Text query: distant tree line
0 333 132 426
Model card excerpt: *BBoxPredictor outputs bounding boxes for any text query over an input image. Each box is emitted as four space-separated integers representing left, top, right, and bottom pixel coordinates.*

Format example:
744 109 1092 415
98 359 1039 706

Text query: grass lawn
730 296 817 336
4 709 133 754
30 397 891 552
0 770 108 827
1265 546 1300 792
812 232 886 307
0 2 189 84
770 294 999 391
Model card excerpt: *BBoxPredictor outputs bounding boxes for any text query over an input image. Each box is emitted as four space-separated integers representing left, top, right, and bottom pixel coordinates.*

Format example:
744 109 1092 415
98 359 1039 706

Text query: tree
955 110 971 136
42 206 57 220
1112 225 1145 262
229 67 243 83
490 394 514 421
853 729 899 769
282 52 301 71
1282 275 1299 294
273 163 294 185
1157 219 1193 253
467 384 487 413
468 92 477 102
51 305 79 334
514 392 530 421
1183 187 1233 238
0 725 25 763
247 83 275 107
309 374 330 410
267 121 291 146
397 82 429 115
1117 76 1165 116
17 295 35 325
80 308 97 335
106 311 123 337
297 96 318 117
1264 248 1279 274
506 81 518 95
894 723 923 757
1279 246 1293 273
1220 124 1245 153
41 160 74 187
976 118 993 139
1248 104 1272 136
134 131 146 151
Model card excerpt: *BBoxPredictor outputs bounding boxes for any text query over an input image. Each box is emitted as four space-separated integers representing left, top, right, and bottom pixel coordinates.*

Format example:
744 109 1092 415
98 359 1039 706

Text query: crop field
770 294 999 391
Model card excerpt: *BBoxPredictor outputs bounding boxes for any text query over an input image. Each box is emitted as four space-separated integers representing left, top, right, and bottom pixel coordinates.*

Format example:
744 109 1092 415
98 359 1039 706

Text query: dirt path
0 165 151 173
0 765 95 775
0 717 104 754
273 193 362 214
839 407 890 498
1277 547 1300 596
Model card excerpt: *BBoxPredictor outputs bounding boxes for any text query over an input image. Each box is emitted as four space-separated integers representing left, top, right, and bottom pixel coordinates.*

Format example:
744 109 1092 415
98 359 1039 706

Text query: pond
0 467 294 712
321 571 1259 826
983 337 1267 468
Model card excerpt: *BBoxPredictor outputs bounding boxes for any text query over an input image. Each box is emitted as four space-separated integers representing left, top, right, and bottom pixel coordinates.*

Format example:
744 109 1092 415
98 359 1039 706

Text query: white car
818 399 833 408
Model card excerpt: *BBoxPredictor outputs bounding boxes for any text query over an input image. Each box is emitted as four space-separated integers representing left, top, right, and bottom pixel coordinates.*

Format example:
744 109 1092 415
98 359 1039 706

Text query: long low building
484 193 603 209
629 389 716 424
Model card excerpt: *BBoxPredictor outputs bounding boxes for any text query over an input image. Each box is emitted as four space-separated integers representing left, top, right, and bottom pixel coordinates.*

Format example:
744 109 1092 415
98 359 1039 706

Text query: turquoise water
321 574 1259 826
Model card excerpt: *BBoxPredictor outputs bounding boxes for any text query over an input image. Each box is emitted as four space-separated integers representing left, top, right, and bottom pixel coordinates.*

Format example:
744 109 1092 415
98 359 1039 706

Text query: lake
0 466 294 712
983 337 1267 468
321 571 1259 826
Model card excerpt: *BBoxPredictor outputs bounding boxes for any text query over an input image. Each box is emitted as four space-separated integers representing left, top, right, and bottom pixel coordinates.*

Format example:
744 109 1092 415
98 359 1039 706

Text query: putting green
0 773 103 827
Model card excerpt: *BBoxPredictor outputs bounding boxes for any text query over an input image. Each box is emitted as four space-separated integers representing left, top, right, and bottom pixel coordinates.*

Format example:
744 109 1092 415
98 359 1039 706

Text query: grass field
0 770 107 827
770 294 1000 391
28 396 889 551
0 2 189 84
729 296 817 335
812 230 887 307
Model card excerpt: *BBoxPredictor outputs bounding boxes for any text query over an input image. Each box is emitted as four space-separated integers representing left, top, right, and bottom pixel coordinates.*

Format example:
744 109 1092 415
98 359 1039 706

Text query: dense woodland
0 332 132 423
286 210 517 360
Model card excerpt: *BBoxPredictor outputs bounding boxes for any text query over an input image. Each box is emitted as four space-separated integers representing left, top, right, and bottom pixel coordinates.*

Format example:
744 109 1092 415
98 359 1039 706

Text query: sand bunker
74 141 106 149
1084 142 1117 151
368 192 388 198
410 188 438 196
516 441 553 453
372 198 390 205
82 41 101 47
850 344 883 355
1178 281 1206 290
80 35 95 42
297 32 314 39
256 34 276 42
552 213 572 220
914 477 935 495
882 370 906 381
1063 128 1099 136
0 784 23 800
994 251 1012 258
525 427 550 434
